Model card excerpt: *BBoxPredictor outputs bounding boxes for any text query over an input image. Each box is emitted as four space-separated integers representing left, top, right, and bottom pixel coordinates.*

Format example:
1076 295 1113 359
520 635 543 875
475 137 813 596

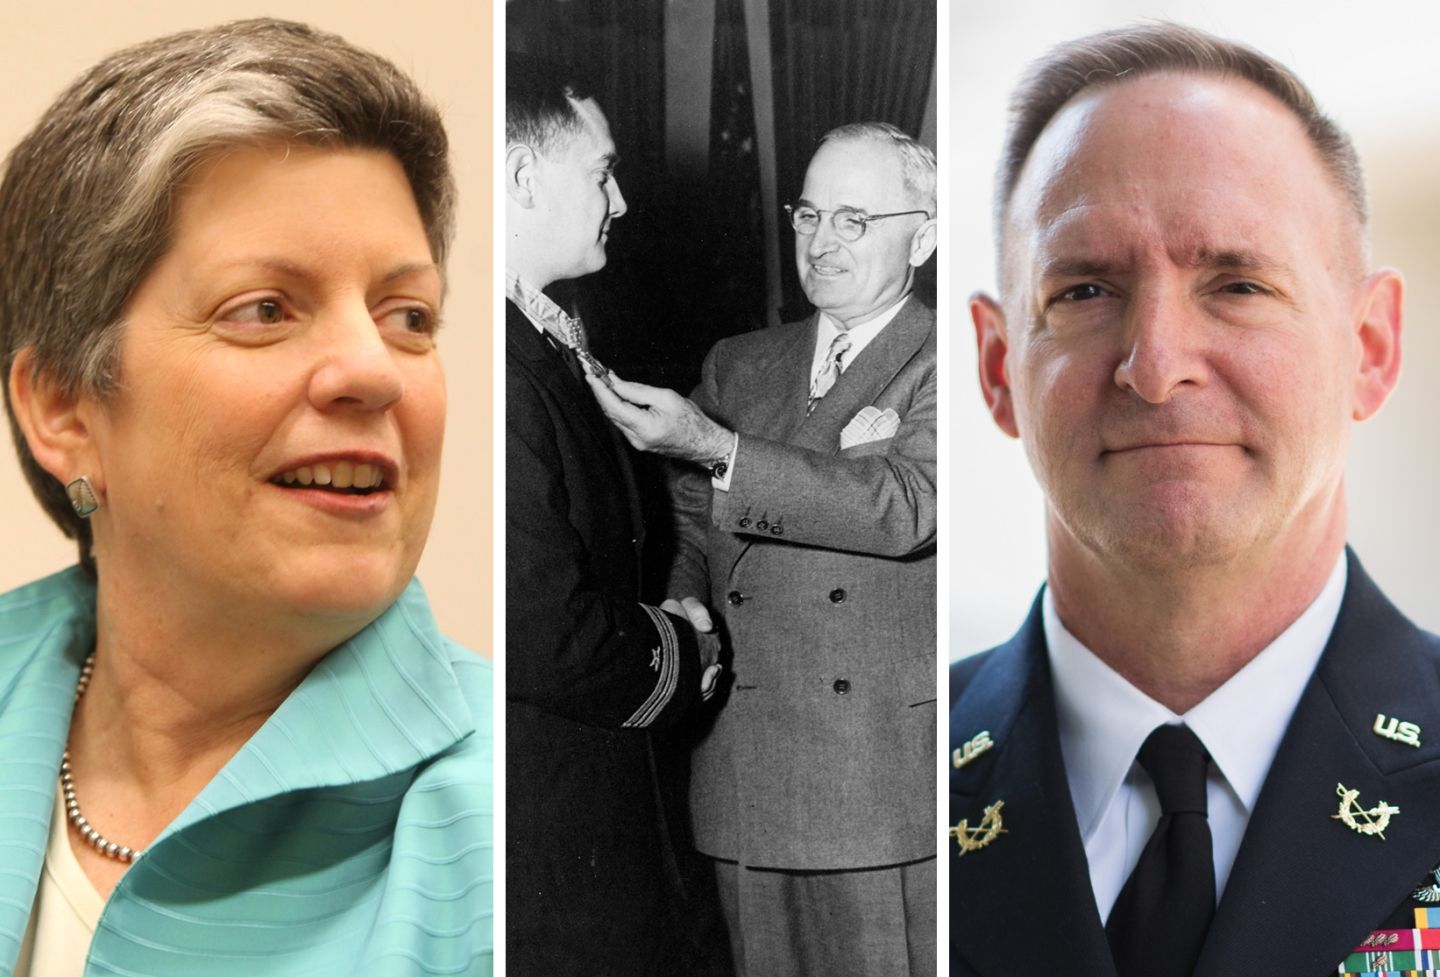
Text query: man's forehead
560 96 617 162
801 138 910 209
1002 72 1356 281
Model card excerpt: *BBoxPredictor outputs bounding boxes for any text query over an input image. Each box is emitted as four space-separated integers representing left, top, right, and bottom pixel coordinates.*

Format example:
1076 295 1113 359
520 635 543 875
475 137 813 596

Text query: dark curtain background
769 0 938 320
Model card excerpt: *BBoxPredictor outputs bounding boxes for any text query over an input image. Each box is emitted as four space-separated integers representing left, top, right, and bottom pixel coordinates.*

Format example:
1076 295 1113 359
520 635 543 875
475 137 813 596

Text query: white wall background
949 0 1440 658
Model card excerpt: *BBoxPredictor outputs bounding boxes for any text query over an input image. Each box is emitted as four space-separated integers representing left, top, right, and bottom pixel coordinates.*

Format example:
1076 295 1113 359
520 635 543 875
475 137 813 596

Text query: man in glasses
589 122 938 976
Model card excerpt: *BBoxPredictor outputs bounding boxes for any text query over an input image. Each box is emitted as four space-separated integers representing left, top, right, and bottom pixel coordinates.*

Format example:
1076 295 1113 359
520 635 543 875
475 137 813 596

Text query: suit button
727 591 745 606
738 517 751 528
832 679 850 695
829 588 846 603
756 519 769 530
770 525 783 536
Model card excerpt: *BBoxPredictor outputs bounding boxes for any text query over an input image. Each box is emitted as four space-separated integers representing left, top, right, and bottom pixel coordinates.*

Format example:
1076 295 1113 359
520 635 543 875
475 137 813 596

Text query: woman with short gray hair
0 19 490 976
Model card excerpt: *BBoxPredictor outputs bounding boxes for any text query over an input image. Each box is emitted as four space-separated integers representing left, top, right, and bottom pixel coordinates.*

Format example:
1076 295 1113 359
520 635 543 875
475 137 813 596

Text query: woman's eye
222 298 287 325
381 305 437 336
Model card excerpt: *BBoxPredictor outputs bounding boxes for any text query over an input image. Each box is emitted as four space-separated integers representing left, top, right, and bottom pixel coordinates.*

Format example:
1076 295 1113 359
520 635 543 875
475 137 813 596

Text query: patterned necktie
807 330 853 415
1105 723 1216 977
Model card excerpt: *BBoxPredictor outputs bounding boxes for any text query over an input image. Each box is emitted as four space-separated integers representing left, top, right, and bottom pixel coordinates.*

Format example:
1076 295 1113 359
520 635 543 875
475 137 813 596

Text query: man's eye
1221 281 1267 295
836 213 867 234
1057 283 1107 302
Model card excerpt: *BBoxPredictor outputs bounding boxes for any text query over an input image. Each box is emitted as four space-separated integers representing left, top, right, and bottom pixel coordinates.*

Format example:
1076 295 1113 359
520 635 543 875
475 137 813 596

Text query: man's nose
607 178 627 219
1112 288 1209 403
309 303 405 412
807 213 841 256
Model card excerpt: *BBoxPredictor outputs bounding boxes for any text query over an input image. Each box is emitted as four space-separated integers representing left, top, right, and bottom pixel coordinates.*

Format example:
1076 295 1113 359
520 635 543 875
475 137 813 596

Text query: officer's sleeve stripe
621 604 680 728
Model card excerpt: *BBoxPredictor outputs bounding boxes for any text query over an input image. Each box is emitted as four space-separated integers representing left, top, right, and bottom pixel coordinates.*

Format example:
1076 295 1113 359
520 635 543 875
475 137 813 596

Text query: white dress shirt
1045 553 1348 921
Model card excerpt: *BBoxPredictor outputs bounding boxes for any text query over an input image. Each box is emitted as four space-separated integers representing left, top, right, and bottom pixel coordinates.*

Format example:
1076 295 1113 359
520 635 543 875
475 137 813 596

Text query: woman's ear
8 347 103 492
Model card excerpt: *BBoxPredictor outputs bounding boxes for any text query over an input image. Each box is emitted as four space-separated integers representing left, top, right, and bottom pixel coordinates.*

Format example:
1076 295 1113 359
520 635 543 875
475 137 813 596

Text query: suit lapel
795 298 931 453
950 596 1118 977
737 315 815 447
1199 552 1440 975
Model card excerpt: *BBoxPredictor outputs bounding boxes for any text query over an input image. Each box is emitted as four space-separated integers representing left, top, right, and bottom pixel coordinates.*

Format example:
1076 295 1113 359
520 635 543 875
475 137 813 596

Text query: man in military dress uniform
504 53 719 976
951 23 1440 977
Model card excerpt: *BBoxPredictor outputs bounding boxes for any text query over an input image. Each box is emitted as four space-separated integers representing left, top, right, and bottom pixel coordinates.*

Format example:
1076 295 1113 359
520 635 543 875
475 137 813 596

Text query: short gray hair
0 18 455 574
996 23 1365 237
820 122 937 215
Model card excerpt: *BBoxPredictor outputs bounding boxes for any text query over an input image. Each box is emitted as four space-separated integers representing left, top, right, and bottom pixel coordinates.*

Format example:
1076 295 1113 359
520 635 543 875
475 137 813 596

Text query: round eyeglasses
784 204 932 242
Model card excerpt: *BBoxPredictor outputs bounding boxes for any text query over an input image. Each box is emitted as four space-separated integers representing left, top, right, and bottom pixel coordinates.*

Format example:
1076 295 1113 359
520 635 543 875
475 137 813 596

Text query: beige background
948 0 1440 656
0 2 492 654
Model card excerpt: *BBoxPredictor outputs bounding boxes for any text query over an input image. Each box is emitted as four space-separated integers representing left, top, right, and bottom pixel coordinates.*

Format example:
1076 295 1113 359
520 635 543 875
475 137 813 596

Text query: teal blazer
0 568 492 976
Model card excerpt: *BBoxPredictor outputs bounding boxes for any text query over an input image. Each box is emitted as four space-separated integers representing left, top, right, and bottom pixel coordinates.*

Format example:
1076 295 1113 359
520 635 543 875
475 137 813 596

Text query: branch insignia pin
1332 783 1400 840
951 800 1007 856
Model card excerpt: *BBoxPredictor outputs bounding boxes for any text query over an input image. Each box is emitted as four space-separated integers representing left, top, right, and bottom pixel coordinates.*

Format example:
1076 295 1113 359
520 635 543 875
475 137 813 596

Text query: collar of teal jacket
0 566 483 974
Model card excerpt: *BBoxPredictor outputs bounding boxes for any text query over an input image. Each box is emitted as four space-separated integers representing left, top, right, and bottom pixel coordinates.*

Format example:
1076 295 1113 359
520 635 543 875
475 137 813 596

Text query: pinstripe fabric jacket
0 567 492 977
669 298 937 870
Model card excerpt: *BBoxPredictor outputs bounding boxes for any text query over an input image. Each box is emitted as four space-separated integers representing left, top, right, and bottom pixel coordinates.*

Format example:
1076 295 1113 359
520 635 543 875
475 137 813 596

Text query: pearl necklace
61 654 143 863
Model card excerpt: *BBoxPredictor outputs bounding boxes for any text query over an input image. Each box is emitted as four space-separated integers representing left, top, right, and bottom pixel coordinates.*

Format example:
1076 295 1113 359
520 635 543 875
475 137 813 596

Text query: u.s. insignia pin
952 730 994 769
951 800 1006 856
1332 783 1400 840
1373 713 1422 748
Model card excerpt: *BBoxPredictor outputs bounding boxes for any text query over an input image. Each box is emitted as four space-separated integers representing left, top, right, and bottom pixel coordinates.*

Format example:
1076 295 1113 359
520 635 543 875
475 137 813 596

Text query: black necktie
1105 723 1216 977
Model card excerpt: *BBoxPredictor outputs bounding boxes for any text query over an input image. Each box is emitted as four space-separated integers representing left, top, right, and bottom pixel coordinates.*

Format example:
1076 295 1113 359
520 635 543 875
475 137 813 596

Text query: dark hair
996 22 1365 235
0 18 454 575
505 52 595 155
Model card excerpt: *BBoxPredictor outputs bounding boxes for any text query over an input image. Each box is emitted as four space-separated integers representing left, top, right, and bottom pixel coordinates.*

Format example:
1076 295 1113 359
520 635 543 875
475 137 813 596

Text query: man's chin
1066 497 1256 574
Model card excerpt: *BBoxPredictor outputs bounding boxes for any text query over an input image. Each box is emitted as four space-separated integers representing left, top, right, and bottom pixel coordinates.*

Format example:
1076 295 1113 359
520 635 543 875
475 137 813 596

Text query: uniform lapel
794 298 931 454
506 302 628 483
506 302 643 546
950 595 1118 977
1199 552 1440 976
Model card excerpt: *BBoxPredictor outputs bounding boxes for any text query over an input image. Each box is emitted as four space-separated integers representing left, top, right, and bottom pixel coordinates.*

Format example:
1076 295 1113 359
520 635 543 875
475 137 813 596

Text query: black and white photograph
503 1 938 974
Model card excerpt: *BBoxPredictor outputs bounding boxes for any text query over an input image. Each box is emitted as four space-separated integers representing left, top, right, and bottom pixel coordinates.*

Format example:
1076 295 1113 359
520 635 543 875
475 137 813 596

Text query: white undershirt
1045 553 1347 921
14 785 103 977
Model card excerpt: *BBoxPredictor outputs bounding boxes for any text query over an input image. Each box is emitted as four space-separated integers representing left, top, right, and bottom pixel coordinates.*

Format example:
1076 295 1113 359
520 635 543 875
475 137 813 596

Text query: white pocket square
840 406 900 448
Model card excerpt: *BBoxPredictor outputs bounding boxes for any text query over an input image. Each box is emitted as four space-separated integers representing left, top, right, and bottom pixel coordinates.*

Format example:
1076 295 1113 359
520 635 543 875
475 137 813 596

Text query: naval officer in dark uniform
503 53 720 976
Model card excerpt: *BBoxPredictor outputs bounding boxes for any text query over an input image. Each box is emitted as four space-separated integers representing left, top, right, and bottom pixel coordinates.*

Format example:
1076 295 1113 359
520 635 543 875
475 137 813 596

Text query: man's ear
972 291 1019 438
505 143 540 208
907 218 938 267
8 347 103 490
1351 268 1403 421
